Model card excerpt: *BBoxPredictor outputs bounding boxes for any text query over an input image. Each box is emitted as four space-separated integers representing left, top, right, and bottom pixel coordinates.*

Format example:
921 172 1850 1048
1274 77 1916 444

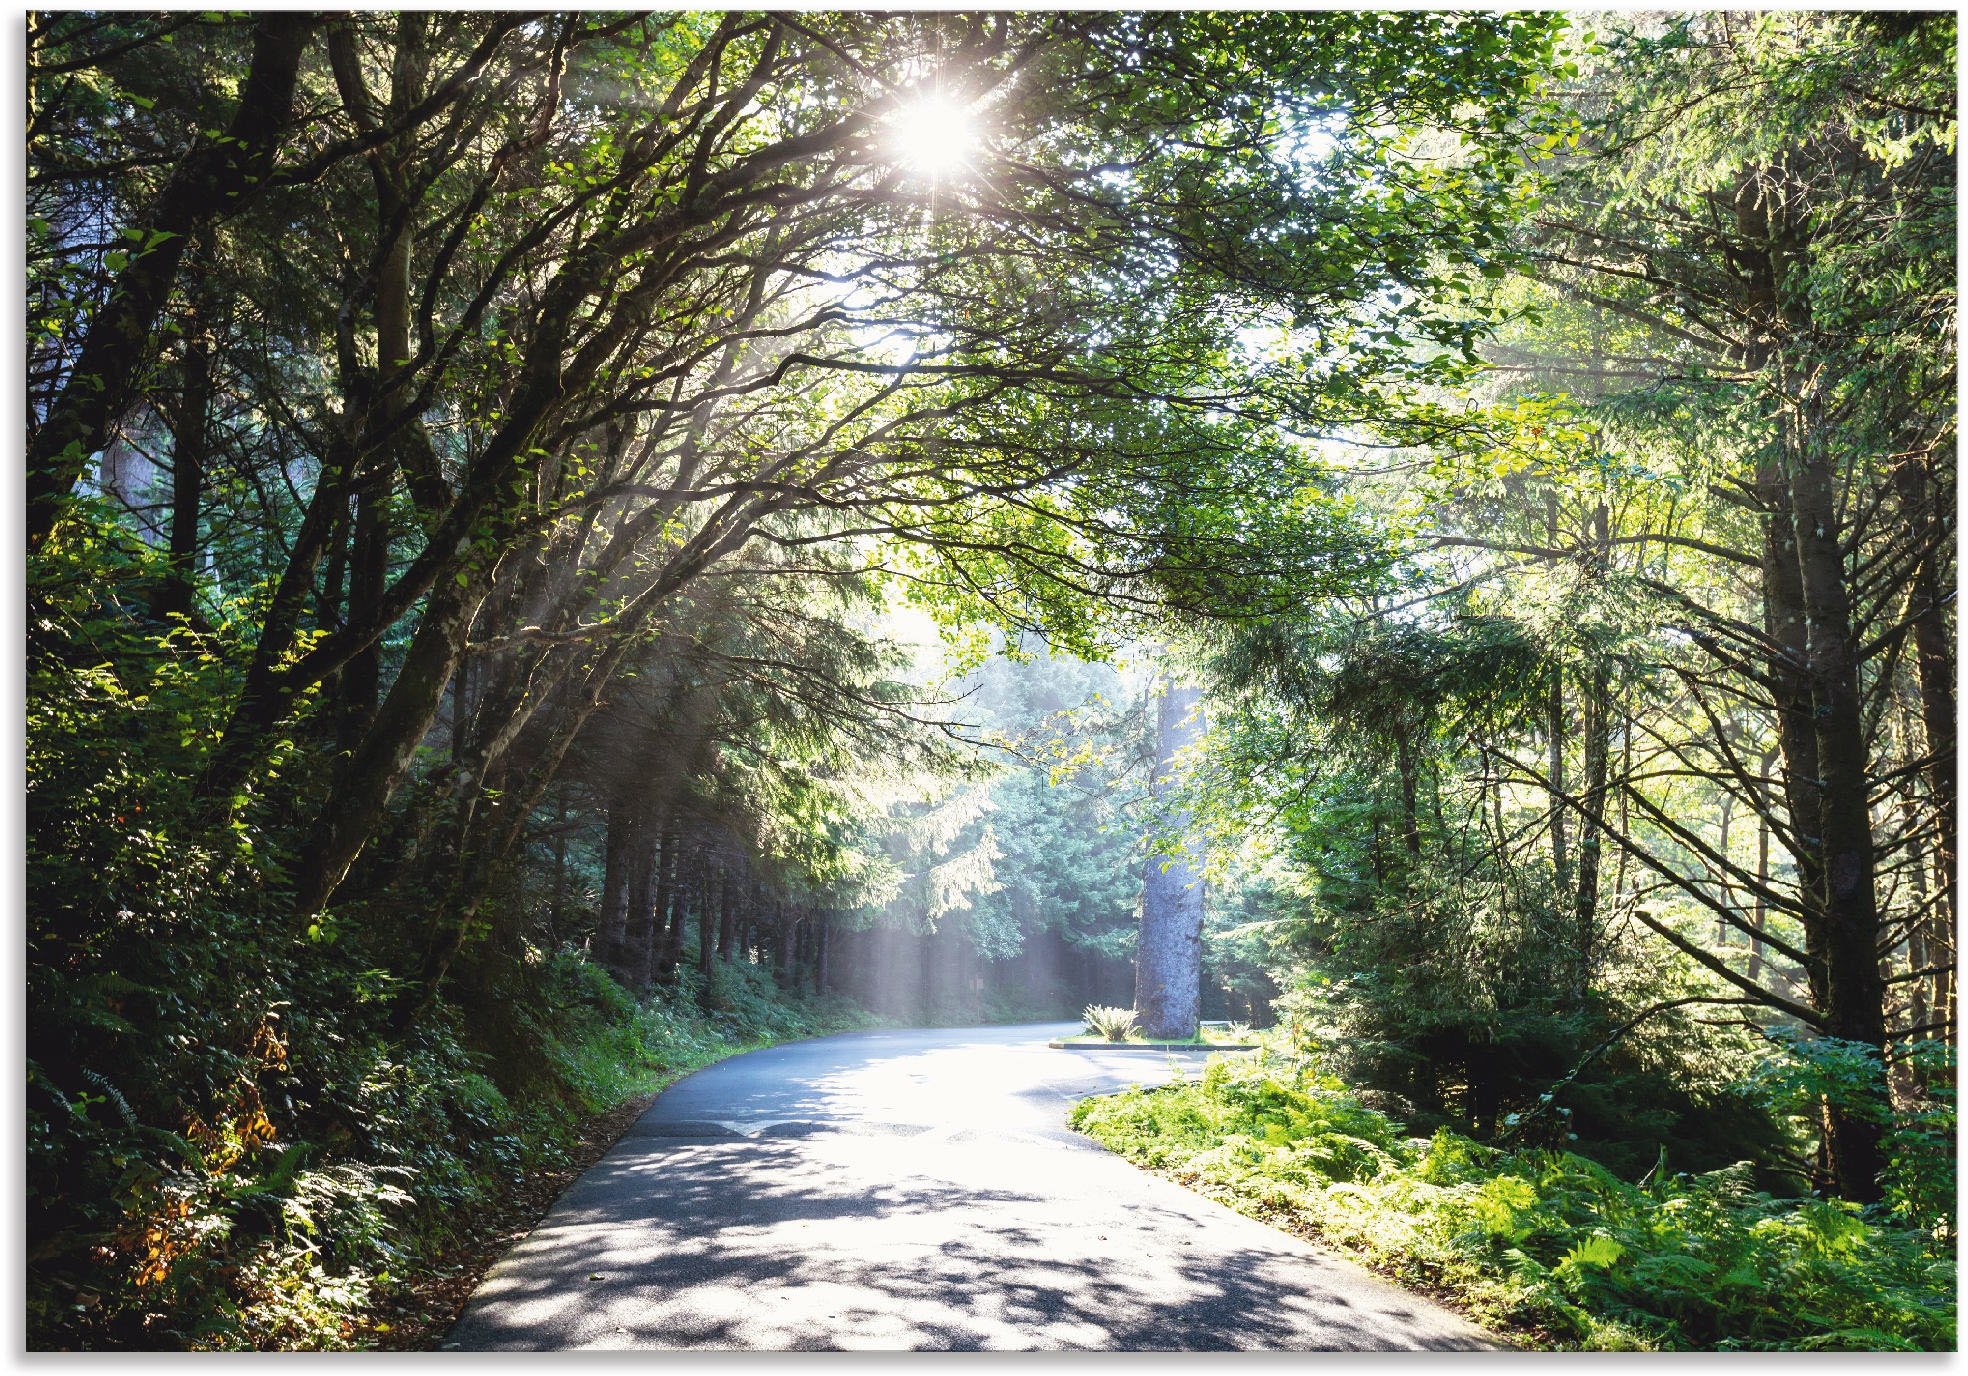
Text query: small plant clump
1083 1005 1141 1043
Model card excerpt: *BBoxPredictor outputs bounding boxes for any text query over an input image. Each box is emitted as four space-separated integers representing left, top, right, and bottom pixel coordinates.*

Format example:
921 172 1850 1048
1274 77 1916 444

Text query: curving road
445 1022 1501 1351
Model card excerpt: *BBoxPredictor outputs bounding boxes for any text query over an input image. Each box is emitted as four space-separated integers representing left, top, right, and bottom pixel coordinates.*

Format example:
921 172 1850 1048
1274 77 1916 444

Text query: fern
1083 1005 1140 1042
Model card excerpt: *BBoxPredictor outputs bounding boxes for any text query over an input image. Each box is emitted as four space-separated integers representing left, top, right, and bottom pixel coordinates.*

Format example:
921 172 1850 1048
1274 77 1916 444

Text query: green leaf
1561 1234 1625 1270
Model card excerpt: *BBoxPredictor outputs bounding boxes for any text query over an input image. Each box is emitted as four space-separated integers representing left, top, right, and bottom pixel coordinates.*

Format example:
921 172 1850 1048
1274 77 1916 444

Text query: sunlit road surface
444 1022 1502 1351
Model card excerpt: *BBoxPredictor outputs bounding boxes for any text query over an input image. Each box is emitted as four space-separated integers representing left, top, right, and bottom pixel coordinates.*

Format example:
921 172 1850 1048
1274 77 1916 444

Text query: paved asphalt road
445 1022 1502 1351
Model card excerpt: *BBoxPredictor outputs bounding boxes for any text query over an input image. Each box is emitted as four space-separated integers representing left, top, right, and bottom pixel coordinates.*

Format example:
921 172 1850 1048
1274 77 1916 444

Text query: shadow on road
449 1132 1493 1351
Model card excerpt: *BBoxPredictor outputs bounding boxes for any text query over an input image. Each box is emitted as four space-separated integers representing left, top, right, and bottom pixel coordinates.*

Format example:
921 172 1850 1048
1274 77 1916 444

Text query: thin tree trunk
1903 794 1930 1060
654 821 681 979
156 260 213 623
812 911 828 994
717 876 737 961
1574 664 1611 974
1715 791 1736 948
1572 501 1612 996
595 799 633 974
697 858 718 1009
1749 789 1770 987
339 470 391 741
672 859 698 983
549 794 569 945
621 822 658 989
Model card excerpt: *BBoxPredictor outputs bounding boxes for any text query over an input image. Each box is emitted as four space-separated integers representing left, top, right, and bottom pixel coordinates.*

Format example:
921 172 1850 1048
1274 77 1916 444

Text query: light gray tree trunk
1136 679 1206 1039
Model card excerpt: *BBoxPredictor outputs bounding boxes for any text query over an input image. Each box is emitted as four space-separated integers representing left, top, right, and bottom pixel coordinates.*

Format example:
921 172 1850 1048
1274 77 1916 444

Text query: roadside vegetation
31 946 874 1349
1073 1050 1955 1350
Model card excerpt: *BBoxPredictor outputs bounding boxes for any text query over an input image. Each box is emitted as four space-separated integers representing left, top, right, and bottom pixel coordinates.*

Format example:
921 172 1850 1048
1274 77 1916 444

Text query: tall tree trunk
1546 488 1570 894
1765 468 1849 1192
777 899 797 991
717 874 737 961
1892 450 1956 937
595 799 633 973
1714 791 1736 948
340 474 391 746
620 823 658 989
1903 794 1931 1063
1572 501 1612 997
331 14 430 737
1731 179 1889 1199
672 860 698 982
813 912 829 994
1573 667 1611 979
1764 479 1828 943
1135 678 1206 1040
1749 785 1771 987
1787 411 1889 1202
697 858 719 1010
653 821 681 979
549 794 570 945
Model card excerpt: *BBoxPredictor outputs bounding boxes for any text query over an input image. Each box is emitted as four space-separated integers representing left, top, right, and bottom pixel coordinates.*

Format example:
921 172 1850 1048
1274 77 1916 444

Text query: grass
1070 1054 1955 1351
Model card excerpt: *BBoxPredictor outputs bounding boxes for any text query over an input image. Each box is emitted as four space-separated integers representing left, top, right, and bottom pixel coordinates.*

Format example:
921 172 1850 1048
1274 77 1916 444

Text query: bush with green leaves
1744 1030 1957 1239
1071 1056 1954 1350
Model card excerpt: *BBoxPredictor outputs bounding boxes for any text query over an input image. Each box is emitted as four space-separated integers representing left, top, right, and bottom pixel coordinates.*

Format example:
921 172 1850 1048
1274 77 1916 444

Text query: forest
24 9 1955 1351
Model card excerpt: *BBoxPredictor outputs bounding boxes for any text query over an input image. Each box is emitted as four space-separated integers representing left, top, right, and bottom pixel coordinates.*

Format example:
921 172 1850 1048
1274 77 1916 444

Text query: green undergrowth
1070 1056 1955 1351
29 951 878 1351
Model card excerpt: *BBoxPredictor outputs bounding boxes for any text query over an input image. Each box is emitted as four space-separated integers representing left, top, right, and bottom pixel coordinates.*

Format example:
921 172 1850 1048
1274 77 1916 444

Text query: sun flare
885 94 979 179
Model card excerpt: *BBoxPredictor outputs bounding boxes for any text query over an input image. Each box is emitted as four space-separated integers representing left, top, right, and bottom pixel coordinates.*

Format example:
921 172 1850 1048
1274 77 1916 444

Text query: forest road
443 1022 1503 1351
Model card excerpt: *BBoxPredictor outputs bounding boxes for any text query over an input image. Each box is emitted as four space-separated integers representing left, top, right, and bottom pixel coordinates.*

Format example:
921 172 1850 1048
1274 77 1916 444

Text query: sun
884 94 980 180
